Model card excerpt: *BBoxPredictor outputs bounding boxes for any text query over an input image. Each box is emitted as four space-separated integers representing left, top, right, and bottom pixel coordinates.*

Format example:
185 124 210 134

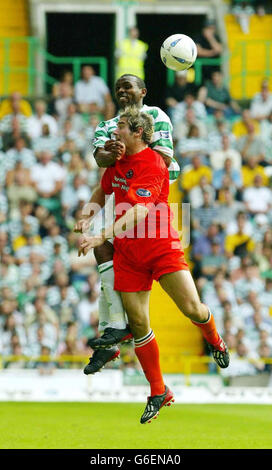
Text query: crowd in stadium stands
0 45 272 381
167 67 272 380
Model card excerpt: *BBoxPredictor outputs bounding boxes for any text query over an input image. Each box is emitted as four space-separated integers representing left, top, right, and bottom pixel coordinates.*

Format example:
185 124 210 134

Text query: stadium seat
225 14 272 99
0 0 30 94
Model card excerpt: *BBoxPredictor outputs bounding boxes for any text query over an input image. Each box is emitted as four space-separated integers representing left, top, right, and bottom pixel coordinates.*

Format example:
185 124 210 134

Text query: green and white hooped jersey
93 104 180 182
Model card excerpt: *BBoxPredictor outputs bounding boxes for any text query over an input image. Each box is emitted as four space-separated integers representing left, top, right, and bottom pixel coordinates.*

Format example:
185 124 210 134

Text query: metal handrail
166 39 272 99
0 36 108 96
0 36 271 98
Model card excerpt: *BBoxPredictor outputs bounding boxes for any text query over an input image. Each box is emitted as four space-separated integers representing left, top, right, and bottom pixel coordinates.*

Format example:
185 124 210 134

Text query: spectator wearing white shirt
51 82 73 121
260 110 272 141
27 99 58 139
28 319 58 357
173 108 207 141
245 309 272 346
220 341 262 379
0 193 8 224
234 263 265 303
31 150 65 196
261 278 272 311
74 65 114 119
172 92 207 125
210 134 242 170
243 174 272 215
260 110 272 164
226 210 253 237
236 123 266 164
217 189 245 230
0 314 27 355
61 173 91 216
58 119 84 151
30 151 66 214
76 290 99 332
32 123 63 155
46 273 79 308
250 79 272 121
5 137 36 169
58 102 85 134
207 119 236 152
212 157 242 191
188 175 215 209
176 124 208 168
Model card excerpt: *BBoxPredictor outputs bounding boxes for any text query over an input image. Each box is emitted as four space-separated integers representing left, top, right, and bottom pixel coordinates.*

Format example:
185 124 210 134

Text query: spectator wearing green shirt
203 71 241 118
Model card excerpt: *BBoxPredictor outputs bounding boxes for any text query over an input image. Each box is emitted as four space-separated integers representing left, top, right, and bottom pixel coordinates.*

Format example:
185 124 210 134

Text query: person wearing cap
194 19 223 81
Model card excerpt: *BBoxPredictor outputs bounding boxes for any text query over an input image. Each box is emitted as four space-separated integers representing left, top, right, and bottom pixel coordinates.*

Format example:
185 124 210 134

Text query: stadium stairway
225 14 272 99
0 0 30 95
149 179 206 374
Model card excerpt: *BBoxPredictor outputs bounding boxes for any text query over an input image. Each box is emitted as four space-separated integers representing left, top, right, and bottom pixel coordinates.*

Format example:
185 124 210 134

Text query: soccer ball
160 34 197 71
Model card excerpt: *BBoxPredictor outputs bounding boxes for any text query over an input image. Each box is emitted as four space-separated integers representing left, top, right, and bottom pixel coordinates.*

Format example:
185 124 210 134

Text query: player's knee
94 241 114 264
182 299 202 320
128 317 148 337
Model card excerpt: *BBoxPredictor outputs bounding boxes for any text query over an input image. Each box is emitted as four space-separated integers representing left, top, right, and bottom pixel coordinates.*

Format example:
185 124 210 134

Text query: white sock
98 261 127 329
98 286 110 332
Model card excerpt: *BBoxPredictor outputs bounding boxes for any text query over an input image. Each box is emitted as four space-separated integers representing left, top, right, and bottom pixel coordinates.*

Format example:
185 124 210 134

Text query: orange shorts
113 237 189 292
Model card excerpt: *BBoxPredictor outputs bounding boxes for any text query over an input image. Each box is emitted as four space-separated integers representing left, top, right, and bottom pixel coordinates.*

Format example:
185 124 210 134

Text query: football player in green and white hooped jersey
74 74 180 374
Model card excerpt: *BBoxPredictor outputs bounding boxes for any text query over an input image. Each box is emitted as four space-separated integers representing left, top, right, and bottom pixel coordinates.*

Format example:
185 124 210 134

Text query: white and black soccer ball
160 34 197 71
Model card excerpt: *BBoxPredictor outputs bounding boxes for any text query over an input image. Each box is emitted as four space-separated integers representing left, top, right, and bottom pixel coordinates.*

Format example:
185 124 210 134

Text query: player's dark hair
118 74 146 90
120 106 154 144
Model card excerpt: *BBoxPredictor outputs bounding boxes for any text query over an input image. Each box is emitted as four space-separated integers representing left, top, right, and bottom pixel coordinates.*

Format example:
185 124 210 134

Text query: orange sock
134 330 165 396
192 308 220 346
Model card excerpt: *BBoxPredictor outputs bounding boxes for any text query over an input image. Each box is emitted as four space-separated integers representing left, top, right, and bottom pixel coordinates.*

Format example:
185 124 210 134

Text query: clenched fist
105 139 126 160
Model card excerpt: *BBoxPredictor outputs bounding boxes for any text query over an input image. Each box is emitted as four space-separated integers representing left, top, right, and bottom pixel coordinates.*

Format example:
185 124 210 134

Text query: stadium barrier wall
1 369 272 403
1 355 272 385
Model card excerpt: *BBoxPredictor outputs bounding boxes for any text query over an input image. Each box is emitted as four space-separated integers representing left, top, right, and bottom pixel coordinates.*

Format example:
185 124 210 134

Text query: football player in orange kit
79 107 229 424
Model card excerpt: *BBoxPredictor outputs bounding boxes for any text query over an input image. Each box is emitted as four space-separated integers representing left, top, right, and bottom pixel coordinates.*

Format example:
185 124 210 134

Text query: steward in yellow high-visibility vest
115 26 148 80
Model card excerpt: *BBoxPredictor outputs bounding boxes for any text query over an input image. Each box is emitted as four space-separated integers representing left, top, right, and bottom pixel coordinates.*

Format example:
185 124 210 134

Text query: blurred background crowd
0 8 272 381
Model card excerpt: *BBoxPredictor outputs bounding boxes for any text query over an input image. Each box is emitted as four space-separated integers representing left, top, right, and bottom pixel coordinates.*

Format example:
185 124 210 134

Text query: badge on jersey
159 130 170 139
136 188 152 197
126 169 134 179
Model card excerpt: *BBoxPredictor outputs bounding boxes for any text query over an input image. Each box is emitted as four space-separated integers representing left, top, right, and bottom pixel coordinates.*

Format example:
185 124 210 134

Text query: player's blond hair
119 106 154 144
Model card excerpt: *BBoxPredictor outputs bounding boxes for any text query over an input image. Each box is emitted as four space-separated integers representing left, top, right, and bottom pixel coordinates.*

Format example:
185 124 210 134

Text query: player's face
115 77 146 109
114 118 134 147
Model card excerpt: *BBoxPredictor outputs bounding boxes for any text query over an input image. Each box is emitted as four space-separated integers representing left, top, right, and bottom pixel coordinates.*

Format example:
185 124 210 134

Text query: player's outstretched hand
74 218 91 233
78 233 105 256
104 140 126 160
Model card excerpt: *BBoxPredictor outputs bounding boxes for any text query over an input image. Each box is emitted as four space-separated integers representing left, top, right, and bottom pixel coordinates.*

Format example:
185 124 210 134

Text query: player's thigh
94 240 114 264
159 270 201 316
120 291 151 333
